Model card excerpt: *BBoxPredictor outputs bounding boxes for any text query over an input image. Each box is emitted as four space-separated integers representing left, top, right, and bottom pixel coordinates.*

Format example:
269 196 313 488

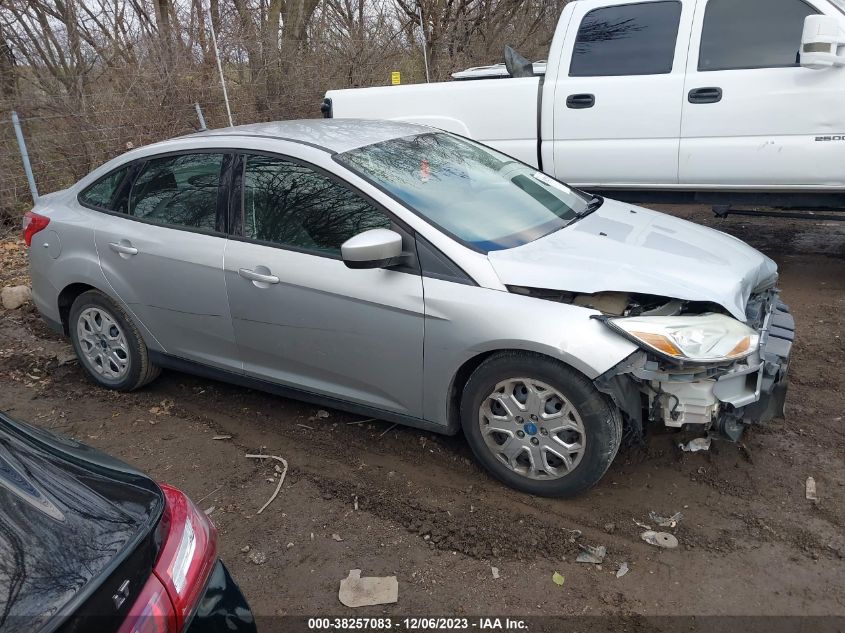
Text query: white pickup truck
324 0 845 209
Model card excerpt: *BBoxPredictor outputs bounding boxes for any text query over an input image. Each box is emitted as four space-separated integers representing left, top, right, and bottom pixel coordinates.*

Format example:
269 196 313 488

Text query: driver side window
129 153 224 231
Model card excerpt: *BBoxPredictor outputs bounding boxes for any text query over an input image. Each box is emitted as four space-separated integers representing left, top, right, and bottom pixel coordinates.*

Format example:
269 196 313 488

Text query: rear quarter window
79 166 131 210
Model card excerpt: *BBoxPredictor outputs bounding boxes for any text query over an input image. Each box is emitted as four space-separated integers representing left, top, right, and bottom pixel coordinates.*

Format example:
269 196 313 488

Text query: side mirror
341 228 403 269
800 14 845 70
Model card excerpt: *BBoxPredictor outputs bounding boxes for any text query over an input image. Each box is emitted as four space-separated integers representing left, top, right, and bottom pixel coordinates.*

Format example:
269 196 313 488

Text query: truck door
679 0 844 188
548 0 693 187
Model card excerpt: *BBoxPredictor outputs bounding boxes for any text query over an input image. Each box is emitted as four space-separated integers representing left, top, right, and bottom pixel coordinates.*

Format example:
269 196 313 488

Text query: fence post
11 111 38 203
195 102 207 131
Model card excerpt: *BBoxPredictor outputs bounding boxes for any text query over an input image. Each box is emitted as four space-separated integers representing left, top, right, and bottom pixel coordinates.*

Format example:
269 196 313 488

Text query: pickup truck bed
329 76 542 168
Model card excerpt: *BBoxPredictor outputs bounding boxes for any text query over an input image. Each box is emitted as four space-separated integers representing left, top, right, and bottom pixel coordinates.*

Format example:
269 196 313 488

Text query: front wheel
460 352 622 497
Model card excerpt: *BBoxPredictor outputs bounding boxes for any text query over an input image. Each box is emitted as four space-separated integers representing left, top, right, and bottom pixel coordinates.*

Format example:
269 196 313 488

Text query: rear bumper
186 560 257 633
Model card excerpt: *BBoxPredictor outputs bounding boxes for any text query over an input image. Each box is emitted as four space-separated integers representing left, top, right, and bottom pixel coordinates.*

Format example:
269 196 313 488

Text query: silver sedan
25 119 793 496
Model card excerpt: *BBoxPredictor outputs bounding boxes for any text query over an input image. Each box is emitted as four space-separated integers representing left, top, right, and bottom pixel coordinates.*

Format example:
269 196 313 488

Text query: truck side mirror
504 45 534 78
800 14 845 70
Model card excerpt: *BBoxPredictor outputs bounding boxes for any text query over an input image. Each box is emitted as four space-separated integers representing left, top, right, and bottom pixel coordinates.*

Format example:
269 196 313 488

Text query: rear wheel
69 290 160 391
460 352 621 497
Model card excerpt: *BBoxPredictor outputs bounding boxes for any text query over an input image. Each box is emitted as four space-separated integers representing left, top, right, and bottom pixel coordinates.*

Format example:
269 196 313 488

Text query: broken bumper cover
595 297 794 439
730 300 793 423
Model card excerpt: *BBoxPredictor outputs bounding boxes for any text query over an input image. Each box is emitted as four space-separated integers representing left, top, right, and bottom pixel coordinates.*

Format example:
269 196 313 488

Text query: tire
68 290 161 391
460 351 622 497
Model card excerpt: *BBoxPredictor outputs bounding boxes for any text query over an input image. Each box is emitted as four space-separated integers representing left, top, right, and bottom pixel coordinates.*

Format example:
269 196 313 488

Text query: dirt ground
1 206 844 626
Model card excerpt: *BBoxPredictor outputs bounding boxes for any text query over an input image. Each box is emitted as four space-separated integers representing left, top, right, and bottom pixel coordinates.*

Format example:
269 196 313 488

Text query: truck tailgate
327 76 542 166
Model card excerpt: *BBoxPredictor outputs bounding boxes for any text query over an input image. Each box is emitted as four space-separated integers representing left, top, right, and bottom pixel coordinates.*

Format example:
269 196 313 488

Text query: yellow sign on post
391 71 401 85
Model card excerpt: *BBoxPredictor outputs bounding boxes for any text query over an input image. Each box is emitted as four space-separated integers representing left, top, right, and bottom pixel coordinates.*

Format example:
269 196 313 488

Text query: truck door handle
566 93 595 109
238 268 280 285
108 242 138 256
688 87 722 104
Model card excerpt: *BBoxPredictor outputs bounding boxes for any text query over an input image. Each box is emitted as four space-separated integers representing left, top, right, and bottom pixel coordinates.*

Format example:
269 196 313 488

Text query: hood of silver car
487 198 778 321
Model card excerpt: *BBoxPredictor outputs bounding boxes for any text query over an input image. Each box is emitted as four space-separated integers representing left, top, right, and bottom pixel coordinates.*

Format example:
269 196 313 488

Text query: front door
93 151 240 371
679 0 844 187
549 0 693 186
224 153 425 417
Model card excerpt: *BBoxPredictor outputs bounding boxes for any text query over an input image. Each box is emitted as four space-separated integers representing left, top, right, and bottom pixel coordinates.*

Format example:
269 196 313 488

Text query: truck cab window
569 1 682 77
698 0 818 71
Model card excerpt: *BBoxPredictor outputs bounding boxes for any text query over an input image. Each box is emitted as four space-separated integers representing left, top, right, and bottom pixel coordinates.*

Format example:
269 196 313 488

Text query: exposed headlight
604 313 759 363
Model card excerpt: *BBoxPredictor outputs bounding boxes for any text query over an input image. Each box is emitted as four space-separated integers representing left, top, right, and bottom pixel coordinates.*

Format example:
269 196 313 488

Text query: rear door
93 151 240 371
549 0 693 186
679 0 844 187
223 152 425 417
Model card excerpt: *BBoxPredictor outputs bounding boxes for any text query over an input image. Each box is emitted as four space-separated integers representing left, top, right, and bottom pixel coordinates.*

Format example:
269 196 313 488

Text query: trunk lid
0 413 164 633
487 199 778 320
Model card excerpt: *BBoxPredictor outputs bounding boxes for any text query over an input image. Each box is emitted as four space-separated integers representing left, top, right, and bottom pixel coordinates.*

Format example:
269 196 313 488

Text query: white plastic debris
491 566 500 579
616 562 629 578
679 437 711 452
806 477 818 501
641 531 679 549
576 544 606 564
649 511 683 528
338 570 398 607
332 533 343 542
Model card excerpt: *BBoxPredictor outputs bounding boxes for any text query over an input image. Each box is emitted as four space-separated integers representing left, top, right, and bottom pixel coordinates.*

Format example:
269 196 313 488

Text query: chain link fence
0 82 329 227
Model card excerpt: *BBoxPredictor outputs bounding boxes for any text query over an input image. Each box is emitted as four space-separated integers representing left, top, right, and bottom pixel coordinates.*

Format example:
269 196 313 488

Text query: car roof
189 118 433 154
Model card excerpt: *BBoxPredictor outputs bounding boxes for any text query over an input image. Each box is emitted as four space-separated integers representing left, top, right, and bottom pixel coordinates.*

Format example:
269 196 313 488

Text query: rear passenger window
570 1 682 77
698 0 817 71
242 154 391 256
79 166 130 210
129 153 223 231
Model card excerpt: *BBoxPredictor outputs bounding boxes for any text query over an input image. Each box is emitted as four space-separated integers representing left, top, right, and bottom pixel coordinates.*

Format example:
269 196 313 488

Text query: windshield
336 133 590 252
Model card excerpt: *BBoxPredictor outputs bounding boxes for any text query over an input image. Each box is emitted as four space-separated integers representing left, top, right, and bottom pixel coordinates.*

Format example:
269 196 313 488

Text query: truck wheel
460 352 622 497
69 290 160 391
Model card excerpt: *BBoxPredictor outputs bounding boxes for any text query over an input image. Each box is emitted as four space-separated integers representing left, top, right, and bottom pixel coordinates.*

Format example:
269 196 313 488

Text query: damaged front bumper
596 293 794 441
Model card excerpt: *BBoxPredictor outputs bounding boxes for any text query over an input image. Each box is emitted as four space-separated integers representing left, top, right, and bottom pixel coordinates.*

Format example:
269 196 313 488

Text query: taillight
117 574 175 633
153 484 218 631
118 484 218 633
22 211 50 247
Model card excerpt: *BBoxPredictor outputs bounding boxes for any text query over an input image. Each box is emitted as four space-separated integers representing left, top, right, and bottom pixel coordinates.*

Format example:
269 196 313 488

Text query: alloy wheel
76 307 130 380
478 377 586 480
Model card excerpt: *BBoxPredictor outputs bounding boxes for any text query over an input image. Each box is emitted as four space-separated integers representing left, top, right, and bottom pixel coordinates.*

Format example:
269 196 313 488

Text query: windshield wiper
568 194 604 224
583 194 604 214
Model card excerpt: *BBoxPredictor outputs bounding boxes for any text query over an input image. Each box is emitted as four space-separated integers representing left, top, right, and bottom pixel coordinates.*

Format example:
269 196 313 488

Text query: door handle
238 268 280 285
688 87 722 104
566 93 595 109
108 242 138 256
